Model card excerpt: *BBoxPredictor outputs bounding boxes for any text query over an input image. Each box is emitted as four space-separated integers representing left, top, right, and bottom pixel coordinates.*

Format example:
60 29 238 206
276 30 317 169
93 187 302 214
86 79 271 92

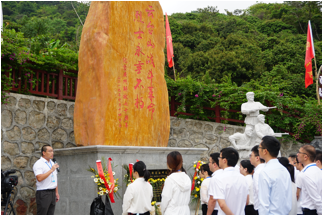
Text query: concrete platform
53 145 207 215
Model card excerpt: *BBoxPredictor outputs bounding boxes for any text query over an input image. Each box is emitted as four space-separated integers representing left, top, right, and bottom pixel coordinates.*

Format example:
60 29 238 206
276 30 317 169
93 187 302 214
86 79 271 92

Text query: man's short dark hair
288 154 297 160
261 136 280 157
251 145 265 163
315 150 322 163
220 148 239 167
210 153 220 167
41 144 52 156
301 145 316 162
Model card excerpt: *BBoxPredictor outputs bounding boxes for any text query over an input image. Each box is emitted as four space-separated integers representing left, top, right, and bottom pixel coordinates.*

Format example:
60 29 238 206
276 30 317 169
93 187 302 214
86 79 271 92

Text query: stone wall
1 93 305 214
1 93 76 215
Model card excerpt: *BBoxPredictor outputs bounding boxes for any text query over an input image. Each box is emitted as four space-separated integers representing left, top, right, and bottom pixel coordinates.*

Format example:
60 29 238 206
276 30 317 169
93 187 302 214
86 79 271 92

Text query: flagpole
313 56 321 105
172 57 176 81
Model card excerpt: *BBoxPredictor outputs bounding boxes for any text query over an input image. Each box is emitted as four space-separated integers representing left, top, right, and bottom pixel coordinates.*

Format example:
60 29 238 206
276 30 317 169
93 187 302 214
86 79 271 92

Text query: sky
159 1 285 15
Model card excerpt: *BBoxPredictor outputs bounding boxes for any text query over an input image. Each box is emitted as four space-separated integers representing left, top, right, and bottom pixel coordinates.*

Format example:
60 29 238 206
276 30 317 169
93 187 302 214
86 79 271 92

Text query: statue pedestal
53 146 207 215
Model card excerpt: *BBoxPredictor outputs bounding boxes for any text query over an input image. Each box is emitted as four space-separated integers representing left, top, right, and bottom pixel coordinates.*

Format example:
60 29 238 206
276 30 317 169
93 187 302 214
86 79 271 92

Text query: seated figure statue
254 114 289 145
229 125 254 150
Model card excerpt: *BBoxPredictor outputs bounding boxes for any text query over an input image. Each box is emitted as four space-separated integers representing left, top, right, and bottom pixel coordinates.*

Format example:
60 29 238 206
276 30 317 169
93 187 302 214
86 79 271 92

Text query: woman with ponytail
161 151 191 215
122 161 153 215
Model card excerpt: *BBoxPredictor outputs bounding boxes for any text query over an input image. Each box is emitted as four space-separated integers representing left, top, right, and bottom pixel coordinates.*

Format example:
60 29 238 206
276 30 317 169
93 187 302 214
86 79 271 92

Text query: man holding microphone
33 144 59 215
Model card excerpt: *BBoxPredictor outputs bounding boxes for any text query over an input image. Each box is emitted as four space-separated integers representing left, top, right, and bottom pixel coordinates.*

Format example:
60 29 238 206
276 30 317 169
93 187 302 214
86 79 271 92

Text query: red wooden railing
169 96 244 124
4 68 311 141
5 68 77 100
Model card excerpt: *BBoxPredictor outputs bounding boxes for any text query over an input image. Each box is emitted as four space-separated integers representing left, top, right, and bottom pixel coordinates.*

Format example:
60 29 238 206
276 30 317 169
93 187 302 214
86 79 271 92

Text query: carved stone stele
74 2 170 146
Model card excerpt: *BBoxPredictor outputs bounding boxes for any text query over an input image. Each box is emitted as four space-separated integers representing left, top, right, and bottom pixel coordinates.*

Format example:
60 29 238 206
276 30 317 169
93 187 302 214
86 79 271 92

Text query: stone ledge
44 145 208 156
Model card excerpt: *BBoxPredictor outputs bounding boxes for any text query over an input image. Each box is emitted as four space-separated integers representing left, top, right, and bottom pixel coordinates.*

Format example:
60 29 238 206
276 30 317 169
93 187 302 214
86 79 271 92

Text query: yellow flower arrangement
191 160 206 202
87 157 120 199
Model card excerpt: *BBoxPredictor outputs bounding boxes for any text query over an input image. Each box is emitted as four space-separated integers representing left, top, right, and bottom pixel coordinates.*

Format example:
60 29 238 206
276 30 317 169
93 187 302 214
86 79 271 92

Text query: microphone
52 158 60 172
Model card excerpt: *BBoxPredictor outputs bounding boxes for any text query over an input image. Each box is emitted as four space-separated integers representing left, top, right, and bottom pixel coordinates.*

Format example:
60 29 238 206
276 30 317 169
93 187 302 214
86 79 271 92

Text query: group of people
121 136 322 215
33 137 322 215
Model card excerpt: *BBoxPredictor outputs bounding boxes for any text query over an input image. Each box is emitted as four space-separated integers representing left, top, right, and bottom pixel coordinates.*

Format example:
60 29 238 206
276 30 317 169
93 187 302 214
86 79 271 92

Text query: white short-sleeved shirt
212 167 249 215
200 177 211 204
245 174 254 205
296 172 304 214
297 163 322 214
33 157 57 190
122 177 153 215
208 169 223 210
252 163 265 210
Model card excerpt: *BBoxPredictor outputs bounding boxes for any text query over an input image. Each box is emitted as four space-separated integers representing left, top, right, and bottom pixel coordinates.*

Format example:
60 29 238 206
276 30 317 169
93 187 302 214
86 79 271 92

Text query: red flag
165 13 174 68
305 20 315 88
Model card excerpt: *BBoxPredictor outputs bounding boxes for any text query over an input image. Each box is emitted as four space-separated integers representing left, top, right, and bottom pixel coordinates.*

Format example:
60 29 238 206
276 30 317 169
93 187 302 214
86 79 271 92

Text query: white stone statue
229 125 253 150
241 92 276 127
254 114 289 145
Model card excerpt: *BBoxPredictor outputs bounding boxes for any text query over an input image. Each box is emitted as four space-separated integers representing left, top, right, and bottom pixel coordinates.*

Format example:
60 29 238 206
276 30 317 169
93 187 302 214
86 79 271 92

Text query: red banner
96 160 115 203
165 13 174 68
129 163 134 183
107 158 115 203
305 21 315 88
191 161 201 192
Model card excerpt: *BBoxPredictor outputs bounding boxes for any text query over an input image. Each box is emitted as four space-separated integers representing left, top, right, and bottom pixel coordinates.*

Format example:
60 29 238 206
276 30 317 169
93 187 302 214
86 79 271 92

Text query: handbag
90 195 114 215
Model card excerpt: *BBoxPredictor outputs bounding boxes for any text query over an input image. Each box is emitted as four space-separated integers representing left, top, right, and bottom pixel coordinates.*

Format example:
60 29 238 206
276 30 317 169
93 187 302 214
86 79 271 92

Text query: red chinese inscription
147 21 154 34
134 78 143 90
147 103 155 119
147 69 153 85
135 95 145 109
147 39 155 48
134 61 144 74
134 28 144 39
146 54 155 68
135 43 145 56
134 11 144 23
146 5 155 18
148 86 154 102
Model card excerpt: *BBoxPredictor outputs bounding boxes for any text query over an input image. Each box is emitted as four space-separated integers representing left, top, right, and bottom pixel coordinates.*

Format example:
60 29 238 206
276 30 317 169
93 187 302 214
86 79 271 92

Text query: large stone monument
53 2 207 215
74 2 170 147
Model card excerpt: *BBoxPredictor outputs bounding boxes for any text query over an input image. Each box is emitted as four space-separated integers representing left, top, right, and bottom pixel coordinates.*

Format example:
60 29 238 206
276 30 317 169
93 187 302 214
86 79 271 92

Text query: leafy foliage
1 1 321 142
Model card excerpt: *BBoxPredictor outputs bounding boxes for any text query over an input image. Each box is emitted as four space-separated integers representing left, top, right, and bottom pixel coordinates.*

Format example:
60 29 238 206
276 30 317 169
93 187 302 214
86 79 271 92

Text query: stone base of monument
53 146 207 215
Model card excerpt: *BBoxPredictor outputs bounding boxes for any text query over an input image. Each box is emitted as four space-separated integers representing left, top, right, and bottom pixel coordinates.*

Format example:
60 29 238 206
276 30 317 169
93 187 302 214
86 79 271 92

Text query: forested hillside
2 1 321 98
2 1 322 142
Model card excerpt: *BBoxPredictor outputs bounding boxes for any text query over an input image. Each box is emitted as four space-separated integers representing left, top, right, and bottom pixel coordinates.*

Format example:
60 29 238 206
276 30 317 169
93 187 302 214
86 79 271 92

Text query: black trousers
245 205 258 215
302 208 317 215
36 189 56 215
128 211 150 215
202 204 207 215
212 210 218 215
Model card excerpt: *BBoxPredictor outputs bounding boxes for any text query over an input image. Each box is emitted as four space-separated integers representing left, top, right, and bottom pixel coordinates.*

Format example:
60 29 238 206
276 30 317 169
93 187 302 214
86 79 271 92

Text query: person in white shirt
212 148 249 215
33 144 60 215
297 145 322 215
239 160 257 215
278 157 297 215
295 156 304 215
207 152 223 215
122 161 153 215
258 136 292 215
315 150 322 170
249 145 265 214
161 151 191 215
289 153 300 181
199 164 213 215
